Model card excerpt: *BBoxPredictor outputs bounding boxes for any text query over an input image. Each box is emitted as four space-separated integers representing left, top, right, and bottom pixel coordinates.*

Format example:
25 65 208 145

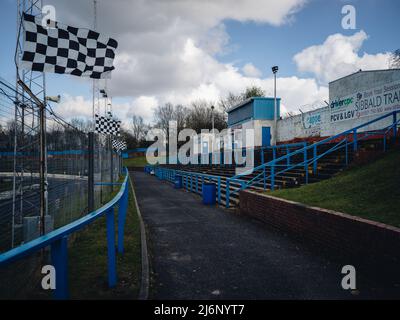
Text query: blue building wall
227 97 281 126
253 98 280 120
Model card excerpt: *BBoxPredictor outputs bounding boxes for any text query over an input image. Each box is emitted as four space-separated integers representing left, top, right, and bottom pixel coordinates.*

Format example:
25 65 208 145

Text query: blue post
263 167 266 190
196 175 199 193
118 185 128 254
270 165 275 191
313 145 317 174
226 180 230 208
286 146 290 166
353 129 358 151
260 148 264 165
217 177 221 204
106 208 117 288
51 236 69 300
272 146 276 161
383 135 387 152
304 148 308 184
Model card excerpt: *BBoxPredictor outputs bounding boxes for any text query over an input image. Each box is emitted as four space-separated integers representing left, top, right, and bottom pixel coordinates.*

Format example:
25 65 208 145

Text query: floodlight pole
211 105 215 132
272 66 279 145
17 79 47 236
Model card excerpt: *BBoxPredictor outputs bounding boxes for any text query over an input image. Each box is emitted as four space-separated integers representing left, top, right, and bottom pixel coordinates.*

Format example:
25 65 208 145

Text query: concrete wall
277 69 400 143
231 119 276 147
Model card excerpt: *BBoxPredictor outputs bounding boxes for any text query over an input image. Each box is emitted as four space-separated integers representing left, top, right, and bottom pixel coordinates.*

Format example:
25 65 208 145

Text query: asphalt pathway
132 171 359 300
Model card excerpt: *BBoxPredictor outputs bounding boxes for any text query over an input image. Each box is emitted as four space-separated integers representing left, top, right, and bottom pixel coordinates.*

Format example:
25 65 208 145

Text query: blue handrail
225 110 400 207
0 167 130 299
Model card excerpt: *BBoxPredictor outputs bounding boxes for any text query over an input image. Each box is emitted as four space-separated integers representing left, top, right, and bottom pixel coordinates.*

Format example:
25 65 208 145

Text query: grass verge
269 149 400 228
68 176 141 299
123 156 148 167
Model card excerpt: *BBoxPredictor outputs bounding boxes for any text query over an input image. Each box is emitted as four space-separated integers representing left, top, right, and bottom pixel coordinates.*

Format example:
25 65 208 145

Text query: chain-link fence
0 77 121 298
0 78 121 253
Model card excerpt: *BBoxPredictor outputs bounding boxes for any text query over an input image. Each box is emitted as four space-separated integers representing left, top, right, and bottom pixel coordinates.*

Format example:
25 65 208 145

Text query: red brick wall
239 191 400 267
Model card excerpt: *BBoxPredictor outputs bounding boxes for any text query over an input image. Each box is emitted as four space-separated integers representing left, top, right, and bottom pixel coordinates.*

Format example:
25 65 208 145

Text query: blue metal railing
225 110 400 207
0 168 130 299
148 166 223 205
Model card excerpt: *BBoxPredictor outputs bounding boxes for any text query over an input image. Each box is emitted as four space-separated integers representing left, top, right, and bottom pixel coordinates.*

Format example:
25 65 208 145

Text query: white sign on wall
302 110 322 129
330 80 400 123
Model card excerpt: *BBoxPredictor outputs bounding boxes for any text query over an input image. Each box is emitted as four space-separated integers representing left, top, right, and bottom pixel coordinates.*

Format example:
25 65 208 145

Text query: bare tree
186 100 227 133
218 85 265 113
131 115 148 143
218 92 242 113
153 103 189 137
389 49 400 69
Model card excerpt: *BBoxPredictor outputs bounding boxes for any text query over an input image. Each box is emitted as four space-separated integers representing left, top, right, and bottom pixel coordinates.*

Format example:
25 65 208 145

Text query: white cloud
242 63 262 78
293 30 391 83
54 94 92 119
42 0 332 124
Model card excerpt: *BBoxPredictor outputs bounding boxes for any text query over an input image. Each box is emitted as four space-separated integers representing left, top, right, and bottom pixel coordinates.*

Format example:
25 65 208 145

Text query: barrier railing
225 110 400 207
149 166 223 205
0 168 130 299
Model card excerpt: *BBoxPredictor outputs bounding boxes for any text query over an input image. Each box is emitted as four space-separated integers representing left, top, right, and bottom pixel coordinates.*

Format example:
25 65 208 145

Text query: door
262 127 271 147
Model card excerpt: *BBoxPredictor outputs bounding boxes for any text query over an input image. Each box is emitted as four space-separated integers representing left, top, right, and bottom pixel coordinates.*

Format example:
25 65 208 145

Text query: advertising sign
302 110 322 129
330 80 400 123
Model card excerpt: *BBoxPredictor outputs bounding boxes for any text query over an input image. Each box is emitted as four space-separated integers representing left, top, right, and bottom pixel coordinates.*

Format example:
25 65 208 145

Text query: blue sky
0 0 399 122
221 0 399 78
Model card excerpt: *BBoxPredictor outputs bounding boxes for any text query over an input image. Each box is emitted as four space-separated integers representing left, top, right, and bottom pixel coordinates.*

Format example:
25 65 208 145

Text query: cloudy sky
1 0 399 126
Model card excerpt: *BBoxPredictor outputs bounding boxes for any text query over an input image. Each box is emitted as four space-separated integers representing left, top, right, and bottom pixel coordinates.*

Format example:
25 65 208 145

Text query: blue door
262 127 271 147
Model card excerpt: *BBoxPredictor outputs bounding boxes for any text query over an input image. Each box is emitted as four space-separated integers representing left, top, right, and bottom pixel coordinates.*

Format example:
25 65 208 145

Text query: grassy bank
123 156 148 167
270 149 400 228
68 177 141 299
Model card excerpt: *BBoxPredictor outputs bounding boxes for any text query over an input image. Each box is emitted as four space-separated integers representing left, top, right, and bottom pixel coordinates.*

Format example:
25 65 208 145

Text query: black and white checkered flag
95 114 121 136
21 13 118 79
112 139 127 151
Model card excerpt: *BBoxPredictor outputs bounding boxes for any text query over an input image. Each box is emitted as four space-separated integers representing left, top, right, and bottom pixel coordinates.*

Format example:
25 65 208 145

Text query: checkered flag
112 139 127 151
95 114 121 136
21 13 118 79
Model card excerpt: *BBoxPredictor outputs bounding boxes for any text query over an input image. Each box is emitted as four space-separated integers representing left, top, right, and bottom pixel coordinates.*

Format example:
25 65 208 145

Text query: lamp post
211 105 215 131
272 66 279 145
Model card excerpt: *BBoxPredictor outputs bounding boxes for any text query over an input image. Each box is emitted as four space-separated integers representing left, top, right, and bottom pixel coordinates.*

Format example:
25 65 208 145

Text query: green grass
67 178 141 299
123 156 148 167
270 149 400 228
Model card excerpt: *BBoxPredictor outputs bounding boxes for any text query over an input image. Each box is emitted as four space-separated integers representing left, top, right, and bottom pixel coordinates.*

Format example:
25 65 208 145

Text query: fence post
217 177 221 204
226 180 230 208
270 165 275 191
106 207 117 287
313 145 317 174
304 148 309 184
118 182 128 254
353 129 358 151
110 138 114 192
260 147 264 165
286 146 290 166
263 166 266 190
51 236 69 300
88 132 95 213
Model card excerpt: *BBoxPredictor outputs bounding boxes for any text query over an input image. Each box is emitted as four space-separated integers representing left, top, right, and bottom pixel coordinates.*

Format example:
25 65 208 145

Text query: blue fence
0 168 130 299
146 166 223 205
225 110 400 206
